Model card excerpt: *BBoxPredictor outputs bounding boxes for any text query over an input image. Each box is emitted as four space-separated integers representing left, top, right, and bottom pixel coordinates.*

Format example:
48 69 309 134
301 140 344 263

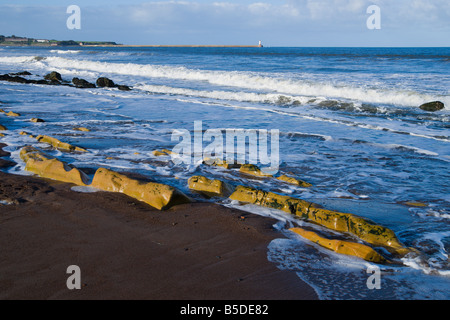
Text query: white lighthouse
258 40 263 47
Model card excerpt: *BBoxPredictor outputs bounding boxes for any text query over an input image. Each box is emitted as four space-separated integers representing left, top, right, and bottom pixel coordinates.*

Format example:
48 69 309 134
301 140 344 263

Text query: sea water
0 46 449 299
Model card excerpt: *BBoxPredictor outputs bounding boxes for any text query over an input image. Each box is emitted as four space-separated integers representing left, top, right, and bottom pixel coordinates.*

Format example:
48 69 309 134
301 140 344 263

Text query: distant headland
0 35 263 48
0 35 118 47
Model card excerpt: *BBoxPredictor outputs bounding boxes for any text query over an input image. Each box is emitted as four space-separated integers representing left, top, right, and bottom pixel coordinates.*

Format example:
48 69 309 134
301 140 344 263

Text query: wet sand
0 144 318 300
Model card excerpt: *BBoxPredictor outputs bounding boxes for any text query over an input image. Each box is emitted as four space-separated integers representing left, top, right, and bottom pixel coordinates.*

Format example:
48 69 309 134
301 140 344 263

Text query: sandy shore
0 144 317 300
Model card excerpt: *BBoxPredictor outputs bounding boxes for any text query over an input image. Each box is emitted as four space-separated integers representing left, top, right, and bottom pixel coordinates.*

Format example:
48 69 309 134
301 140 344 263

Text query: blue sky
1 0 449 46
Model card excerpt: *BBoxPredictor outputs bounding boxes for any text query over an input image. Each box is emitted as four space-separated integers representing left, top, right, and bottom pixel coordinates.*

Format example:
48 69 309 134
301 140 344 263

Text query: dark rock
117 85 131 91
419 101 445 112
6 76 29 84
72 77 96 88
96 77 115 88
9 71 32 76
48 80 62 86
30 79 50 85
44 71 62 82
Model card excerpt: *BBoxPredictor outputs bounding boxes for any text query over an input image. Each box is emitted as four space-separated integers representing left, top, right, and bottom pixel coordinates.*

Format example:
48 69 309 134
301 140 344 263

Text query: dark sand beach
0 143 317 300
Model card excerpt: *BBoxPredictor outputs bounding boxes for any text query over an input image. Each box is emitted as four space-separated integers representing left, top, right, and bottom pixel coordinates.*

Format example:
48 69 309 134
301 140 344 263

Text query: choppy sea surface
0 46 449 299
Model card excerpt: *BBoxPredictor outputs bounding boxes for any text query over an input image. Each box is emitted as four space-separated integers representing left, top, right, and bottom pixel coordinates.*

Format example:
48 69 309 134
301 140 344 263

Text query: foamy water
0 46 449 299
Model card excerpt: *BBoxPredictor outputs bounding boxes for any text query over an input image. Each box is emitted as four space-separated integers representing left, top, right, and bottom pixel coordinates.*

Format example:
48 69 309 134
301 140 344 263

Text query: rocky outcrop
91 168 191 210
9 71 32 76
44 71 62 82
72 77 96 88
0 124 7 131
239 164 273 177
290 227 386 263
152 149 176 157
20 146 89 186
36 135 87 152
229 185 411 257
117 85 131 91
277 175 312 187
73 127 90 132
96 77 115 88
0 109 20 117
0 71 133 91
30 118 45 123
419 101 444 112
188 175 234 197
203 157 241 169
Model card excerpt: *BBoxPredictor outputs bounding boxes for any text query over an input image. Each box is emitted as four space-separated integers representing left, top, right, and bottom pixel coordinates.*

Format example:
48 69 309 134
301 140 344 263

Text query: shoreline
0 144 317 300
0 44 262 48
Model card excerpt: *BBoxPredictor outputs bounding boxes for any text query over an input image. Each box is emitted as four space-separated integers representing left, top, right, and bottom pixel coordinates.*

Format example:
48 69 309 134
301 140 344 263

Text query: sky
0 0 449 47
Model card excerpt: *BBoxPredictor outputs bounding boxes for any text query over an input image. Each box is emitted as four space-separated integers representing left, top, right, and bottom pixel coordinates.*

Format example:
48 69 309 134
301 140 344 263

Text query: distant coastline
0 34 263 48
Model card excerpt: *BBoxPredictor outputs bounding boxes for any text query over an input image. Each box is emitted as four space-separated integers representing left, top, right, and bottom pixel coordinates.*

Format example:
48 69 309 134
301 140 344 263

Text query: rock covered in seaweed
419 101 444 112
72 77 96 88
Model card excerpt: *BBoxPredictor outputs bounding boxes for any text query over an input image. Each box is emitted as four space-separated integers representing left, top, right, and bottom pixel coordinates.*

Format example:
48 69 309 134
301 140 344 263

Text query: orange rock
277 175 312 187
91 168 190 210
36 135 87 152
290 227 386 263
20 146 89 186
188 175 234 197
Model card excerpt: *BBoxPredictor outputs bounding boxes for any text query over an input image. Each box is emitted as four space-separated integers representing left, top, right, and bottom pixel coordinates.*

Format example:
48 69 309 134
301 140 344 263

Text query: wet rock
0 124 7 131
0 74 29 84
30 118 45 123
72 77 96 88
20 146 89 186
36 135 87 152
203 157 241 169
290 227 386 263
44 71 62 82
188 175 234 197
9 71 32 76
73 127 90 132
96 77 115 88
229 185 411 257
91 168 191 210
419 101 444 112
277 174 312 187
117 85 131 91
239 164 273 177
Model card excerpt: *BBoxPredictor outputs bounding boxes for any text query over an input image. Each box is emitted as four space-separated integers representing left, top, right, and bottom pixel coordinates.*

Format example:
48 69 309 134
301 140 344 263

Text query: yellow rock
91 168 191 210
5 111 20 117
73 127 90 132
0 124 7 131
277 175 312 187
203 157 241 169
229 185 409 256
36 135 87 152
404 201 427 207
188 175 234 197
30 118 45 123
152 149 177 156
161 149 176 155
20 146 89 186
239 164 273 177
230 185 313 214
152 150 169 156
0 133 4 137
290 227 386 263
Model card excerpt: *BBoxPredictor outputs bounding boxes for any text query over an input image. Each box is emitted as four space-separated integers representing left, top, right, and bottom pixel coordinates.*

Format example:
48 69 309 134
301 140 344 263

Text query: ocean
0 46 449 299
